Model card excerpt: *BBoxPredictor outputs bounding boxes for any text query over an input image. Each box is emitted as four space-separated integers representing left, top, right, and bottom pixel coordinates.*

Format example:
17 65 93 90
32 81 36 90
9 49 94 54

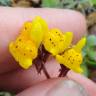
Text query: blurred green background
0 0 96 95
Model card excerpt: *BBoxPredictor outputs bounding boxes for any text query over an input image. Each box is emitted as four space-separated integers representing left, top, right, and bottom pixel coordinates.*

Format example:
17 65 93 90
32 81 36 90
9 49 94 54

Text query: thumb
67 70 96 96
16 77 88 96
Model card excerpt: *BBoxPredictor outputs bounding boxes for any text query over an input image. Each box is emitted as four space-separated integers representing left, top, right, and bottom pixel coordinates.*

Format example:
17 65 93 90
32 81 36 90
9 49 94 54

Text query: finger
0 57 61 92
16 78 66 96
0 7 86 74
67 70 96 96
16 78 88 96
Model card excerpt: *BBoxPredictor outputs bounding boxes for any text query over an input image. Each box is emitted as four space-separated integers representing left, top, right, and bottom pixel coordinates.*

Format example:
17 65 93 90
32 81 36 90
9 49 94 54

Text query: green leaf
82 46 88 57
87 35 96 47
41 0 63 8
86 59 96 68
61 0 76 9
88 50 96 61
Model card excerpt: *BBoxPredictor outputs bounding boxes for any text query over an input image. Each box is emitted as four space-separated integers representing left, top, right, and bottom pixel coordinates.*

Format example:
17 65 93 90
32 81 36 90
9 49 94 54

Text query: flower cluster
9 16 86 75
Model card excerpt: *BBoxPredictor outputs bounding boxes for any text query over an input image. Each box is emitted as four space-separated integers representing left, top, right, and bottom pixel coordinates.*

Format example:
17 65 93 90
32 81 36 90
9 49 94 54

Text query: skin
0 7 96 96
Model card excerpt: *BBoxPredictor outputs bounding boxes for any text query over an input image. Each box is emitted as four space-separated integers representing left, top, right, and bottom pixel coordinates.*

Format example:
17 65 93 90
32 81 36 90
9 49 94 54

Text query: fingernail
46 80 89 96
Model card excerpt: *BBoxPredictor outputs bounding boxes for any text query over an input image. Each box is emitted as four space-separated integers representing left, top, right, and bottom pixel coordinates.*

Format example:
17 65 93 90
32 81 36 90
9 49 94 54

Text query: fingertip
60 9 87 43
67 70 96 96
71 10 87 43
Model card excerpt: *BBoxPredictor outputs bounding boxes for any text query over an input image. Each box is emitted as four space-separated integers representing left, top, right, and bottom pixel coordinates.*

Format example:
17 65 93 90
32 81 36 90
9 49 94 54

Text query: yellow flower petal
19 58 32 69
29 16 49 48
74 67 83 73
56 48 83 74
56 37 86 73
73 37 86 52
43 28 65 55
43 29 73 55
9 31 38 69
63 32 73 49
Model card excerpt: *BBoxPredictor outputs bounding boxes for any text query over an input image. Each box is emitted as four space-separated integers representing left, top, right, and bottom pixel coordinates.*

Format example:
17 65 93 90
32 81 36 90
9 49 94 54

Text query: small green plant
83 35 96 67
81 35 96 77
41 0 96 16
0 0 12 6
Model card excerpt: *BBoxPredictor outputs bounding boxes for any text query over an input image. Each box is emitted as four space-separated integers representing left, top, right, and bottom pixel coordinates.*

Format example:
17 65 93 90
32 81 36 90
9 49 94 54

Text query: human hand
0 7 96 96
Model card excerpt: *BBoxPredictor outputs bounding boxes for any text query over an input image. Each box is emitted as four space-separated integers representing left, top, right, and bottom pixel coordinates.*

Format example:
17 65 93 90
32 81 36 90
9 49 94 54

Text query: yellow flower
56 37 86 73
9 15 86 73
26 16 48 48
9 16 47 69
9 34 38 69
43 29 73 56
